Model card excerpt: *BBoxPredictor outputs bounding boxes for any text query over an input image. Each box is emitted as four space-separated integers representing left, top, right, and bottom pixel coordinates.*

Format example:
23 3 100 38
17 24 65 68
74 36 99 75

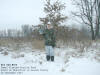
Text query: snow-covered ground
0 47 100 75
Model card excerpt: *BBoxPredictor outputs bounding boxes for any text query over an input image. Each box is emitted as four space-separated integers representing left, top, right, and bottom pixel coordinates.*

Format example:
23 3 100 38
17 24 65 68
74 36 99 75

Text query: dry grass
60 68 66 72
0 38 100 62
39 61 43 65
3 51 8 56
56 39 100 63
0 38 45 52
31 39 44 50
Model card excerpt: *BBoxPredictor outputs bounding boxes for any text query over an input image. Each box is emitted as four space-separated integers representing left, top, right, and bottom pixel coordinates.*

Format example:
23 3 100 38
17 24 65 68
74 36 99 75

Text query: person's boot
46 55 50 61
51 56 54 62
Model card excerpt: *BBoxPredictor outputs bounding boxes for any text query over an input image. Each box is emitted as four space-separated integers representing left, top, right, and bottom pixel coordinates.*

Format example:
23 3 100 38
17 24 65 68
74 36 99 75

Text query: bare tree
72 0 97 40
95 0 100 38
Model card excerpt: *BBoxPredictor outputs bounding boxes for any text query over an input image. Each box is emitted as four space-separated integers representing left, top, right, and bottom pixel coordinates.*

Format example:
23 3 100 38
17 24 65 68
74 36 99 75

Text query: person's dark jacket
39 28 56 47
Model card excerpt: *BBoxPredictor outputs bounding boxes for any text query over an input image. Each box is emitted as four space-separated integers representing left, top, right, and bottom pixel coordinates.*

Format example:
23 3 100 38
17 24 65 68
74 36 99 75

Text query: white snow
0 48 100 75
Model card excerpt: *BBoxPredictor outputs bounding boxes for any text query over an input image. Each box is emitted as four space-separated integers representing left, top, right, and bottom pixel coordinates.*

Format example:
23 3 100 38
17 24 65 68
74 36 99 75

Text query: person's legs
49 46 54 61
45 46 50 61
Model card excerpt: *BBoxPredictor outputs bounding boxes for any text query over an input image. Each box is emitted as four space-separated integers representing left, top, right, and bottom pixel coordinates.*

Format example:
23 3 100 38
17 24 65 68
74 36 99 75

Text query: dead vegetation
0 26 100 62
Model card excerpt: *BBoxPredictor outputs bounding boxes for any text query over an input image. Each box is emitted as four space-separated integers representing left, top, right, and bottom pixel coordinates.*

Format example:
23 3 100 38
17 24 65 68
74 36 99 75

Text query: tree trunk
95 0 100 38
91 25 95 40
95 18 99 38
98 1 100 37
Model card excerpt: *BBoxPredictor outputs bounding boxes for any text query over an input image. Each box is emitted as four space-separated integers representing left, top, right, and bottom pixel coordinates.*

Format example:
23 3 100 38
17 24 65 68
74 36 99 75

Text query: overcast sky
0 0 77 30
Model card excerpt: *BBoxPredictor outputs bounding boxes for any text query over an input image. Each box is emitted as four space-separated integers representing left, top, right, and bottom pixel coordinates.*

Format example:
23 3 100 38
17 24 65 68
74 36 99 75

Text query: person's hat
47 22 51 24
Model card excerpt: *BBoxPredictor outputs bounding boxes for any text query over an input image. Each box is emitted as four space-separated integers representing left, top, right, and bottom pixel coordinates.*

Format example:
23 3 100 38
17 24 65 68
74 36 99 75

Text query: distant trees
0 25 33 38
0 24 90 41
21 25 33 37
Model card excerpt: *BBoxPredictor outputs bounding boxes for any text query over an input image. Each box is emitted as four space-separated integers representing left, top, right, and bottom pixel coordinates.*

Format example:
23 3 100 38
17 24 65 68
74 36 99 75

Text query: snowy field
0 44 100 75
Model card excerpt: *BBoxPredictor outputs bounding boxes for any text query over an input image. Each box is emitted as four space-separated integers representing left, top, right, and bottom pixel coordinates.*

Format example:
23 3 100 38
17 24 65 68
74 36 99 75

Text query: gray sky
0 0 77 30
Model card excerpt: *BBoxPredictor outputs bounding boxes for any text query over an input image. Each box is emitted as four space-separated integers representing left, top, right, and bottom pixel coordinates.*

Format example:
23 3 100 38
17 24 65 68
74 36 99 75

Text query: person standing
39 22 56 62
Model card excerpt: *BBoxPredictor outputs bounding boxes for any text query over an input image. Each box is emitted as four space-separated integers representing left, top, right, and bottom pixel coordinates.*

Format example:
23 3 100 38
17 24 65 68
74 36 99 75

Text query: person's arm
39 26 45 36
